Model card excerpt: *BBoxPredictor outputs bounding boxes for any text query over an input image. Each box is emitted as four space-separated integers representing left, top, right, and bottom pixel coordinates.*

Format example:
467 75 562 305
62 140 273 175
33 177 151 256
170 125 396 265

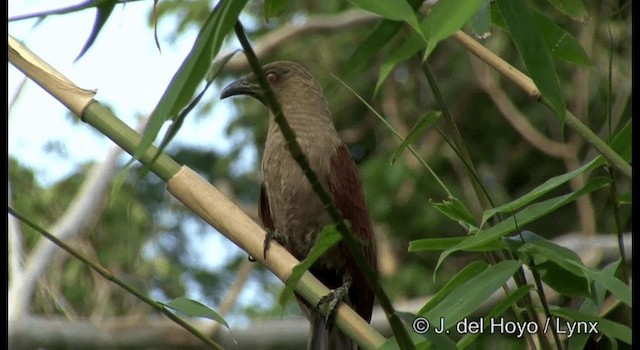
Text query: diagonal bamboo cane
8 35 386 349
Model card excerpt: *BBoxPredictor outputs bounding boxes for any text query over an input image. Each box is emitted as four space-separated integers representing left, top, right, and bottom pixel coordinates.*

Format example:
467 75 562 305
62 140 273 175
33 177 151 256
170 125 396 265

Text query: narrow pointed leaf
491 4 592 66
419 261 488 315
436 177 610 272
264 0 291 20
470 0 492 39
348 0 426 44
457 284 533 349
425 260 522 329
344 0 423 74
496 0 566 123
137 0 248 161
8 0 134 21
608 120 631 162
391 111 441 164
551 307 631 344
421 0 485 58
533 11 592 66
431 196 477 230
150 50 238 168
162 297 230 329
75 0 116 61
481 157 604 226
409 236 505 252
568 262 631 307
374 34 423 96
547 0 588 21
279 225 343 306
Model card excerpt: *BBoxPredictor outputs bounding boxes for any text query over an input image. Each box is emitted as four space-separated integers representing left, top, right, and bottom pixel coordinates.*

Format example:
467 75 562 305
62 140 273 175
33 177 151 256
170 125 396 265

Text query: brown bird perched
220 61 377 349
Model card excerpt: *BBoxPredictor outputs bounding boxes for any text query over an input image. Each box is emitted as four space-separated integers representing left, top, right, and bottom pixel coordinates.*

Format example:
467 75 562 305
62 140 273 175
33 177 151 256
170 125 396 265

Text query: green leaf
535 260 592 298
470 0 492 39
505 231 630 305
75 0 116 61
409 236 505 253
264 0 291 20
568 261 631 307
391 112 442 164
609 120 631 162
374 34 424 96
496 0 566 123
348 0 426 44
457 284 533 349
547 0 588 21
551 307 631 345
279 225 343 306
138 0 248 161
425 260 522 330
344 0 422 76
432 196 477 231
481 157 604 227
491 4 592 66
421 0 486 58
148 50 239 169
568 261 620 350
384 312 458 350
8 0 130 21
436 177 610 272
162 297 230 329
419 261 488 315
533 11 592 66
503 231 585 277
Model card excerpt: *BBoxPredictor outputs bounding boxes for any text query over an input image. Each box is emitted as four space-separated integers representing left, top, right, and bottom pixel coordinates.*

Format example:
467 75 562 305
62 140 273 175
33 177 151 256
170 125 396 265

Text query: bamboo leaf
162 297 230 329
138 0 248 161
431 196 477 232
391 112 441 164
436 177 610 272
425 260 522 330
470 0 492 39
547 0 588 21
75 0 117 61
457 284 533 349
421 0 485 58
348 0 426 44
264 0 291 20
496 0 566 123
409 236 505 253
279 225 342 306
551 307 631 344
481 157 604 227
418 261 488 315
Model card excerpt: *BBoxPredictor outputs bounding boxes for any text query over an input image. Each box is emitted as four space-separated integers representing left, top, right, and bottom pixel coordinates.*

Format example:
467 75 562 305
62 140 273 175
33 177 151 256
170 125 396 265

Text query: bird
220 61 377 349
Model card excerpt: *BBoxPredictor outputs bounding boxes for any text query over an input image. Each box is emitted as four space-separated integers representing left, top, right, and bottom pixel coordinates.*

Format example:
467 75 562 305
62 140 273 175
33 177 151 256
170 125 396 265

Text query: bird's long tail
308 311 358 350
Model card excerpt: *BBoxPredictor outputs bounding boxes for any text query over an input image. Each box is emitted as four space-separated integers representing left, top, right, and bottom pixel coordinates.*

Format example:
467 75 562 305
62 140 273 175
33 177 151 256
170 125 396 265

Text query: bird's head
220 61 324 107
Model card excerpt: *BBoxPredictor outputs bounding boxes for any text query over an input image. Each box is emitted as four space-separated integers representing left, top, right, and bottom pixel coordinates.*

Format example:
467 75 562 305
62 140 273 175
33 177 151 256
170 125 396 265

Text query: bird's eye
266 72 279 84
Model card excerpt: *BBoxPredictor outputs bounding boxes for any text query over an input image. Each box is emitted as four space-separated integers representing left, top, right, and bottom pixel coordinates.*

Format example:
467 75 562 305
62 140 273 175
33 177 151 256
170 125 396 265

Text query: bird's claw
263 229 284 260
316 280 352 327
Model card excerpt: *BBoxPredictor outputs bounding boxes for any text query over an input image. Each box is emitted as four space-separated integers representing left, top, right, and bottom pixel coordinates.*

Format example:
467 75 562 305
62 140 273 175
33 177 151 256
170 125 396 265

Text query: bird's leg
316 279 352 327
247 229 285 262
263 228 286 260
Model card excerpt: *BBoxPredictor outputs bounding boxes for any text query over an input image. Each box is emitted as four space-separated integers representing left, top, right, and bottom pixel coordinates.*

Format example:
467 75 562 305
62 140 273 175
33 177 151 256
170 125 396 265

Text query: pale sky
9 0 250 187
9 1 266 326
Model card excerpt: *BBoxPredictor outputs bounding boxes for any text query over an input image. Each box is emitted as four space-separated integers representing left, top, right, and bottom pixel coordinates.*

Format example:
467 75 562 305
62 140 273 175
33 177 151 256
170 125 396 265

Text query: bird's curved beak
220 76 262 101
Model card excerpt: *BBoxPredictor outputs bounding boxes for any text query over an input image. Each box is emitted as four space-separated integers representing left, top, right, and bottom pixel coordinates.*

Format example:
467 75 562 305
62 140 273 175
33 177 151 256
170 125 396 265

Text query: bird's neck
266 101 341 149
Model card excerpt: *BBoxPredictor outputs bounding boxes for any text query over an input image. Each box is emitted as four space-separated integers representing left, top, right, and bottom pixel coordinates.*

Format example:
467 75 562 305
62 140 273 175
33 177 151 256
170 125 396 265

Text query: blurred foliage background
9 0 631 348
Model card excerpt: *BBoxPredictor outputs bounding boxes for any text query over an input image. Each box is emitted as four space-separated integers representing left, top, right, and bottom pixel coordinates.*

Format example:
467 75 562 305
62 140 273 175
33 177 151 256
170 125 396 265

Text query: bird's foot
263 229 286 260
317 280 352 327
247 229 284 262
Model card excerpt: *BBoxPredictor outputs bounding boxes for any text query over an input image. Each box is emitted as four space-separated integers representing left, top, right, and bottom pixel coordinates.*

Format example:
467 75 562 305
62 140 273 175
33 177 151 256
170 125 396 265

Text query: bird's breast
261 132 339 260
